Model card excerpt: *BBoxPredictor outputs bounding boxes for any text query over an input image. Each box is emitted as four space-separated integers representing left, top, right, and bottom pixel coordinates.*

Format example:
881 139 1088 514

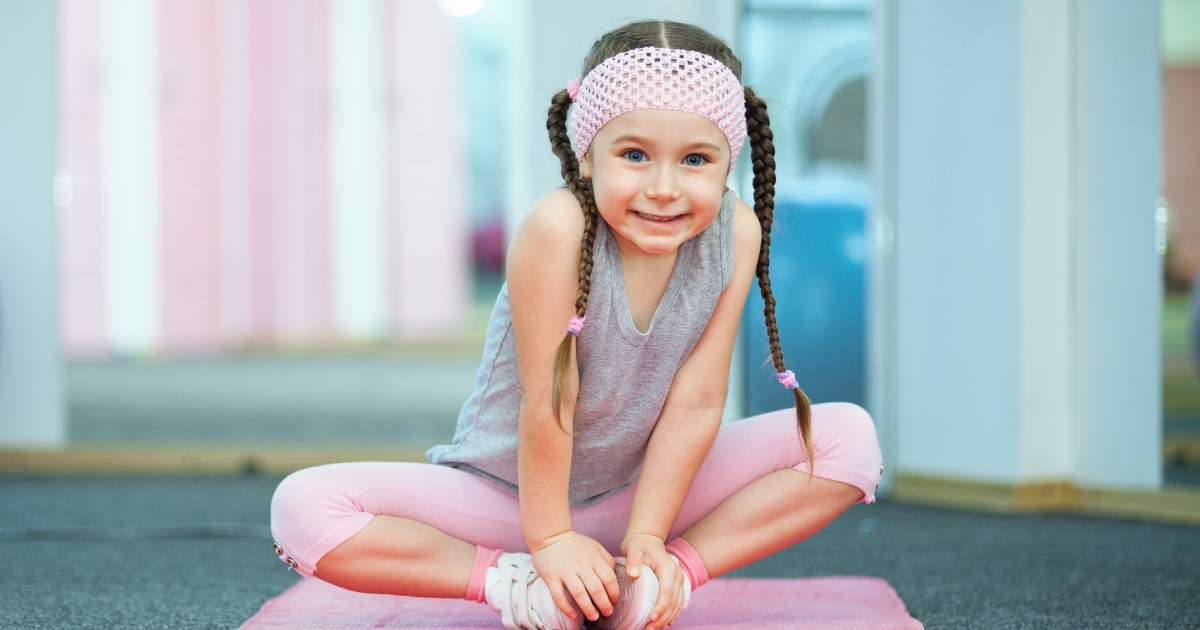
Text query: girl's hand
622 533 687 629
530 530 620 622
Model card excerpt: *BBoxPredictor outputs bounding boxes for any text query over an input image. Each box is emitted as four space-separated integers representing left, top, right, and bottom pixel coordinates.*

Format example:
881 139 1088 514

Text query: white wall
872 0 1162 489
0 0 65 447
892 0 1023 482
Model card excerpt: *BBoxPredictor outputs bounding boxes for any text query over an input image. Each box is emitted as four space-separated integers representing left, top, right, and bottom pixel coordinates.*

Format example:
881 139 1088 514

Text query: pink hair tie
777 370 799 390
566 315 586 337
566 76 581 101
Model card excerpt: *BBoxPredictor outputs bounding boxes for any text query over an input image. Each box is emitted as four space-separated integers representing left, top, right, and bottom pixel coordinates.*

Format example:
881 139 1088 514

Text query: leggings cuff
665 537 708 589
465 545 505 603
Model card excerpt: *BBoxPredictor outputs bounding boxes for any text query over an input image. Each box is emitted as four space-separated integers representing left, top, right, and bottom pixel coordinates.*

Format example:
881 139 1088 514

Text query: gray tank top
427 189 737 507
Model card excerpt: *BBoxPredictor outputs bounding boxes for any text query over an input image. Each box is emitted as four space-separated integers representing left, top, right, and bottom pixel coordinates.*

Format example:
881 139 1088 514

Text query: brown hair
544 20 813 468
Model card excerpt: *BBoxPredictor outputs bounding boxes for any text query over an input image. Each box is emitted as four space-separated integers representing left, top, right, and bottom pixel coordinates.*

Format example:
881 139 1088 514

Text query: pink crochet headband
567 47 747 171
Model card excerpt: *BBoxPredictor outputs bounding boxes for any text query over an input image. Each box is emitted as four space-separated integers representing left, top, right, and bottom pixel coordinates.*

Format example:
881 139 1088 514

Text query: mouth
633 210 684 224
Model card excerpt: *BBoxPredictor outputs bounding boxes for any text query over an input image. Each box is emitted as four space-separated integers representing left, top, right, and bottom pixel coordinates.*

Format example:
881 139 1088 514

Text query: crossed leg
272 403 881 596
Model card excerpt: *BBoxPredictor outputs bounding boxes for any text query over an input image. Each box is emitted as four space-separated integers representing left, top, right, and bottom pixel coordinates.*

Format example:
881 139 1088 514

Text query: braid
546 89 601 430
745 86 814 472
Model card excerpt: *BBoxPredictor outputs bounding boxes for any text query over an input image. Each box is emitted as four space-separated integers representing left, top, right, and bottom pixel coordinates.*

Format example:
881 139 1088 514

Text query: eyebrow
610 135 723 153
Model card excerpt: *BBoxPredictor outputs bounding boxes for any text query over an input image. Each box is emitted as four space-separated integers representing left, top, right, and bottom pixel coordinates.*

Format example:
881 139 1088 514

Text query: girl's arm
622 199 762 628
507 189 620 622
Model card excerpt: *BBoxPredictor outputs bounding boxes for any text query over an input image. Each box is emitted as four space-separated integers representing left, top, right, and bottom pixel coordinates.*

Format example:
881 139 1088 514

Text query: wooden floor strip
896 473 1200 527
0 444 432 476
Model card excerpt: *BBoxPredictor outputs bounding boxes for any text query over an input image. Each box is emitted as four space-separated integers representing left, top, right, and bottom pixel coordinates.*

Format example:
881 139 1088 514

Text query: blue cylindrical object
743 190 867 417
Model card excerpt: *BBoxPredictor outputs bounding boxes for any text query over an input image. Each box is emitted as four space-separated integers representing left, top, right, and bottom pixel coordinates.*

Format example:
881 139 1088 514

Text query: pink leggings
270 403 882 578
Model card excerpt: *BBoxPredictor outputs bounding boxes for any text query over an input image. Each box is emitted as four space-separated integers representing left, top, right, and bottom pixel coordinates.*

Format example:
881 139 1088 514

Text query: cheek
590 172 640 208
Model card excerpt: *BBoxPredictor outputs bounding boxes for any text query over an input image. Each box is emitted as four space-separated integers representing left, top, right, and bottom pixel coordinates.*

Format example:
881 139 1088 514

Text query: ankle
465 545 505 604
664 538 708 590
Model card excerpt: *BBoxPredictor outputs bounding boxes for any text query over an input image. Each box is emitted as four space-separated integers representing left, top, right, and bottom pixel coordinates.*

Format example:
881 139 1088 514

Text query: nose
644 162 681 202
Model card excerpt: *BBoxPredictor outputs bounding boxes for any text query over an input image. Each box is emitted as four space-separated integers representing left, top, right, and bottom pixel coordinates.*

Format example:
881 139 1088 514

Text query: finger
566 575 600 622
584 573 614 618
668 574 686 625
649 575 674 627
627 546 644 579
547 578 579 622
654 578 684 630
598 561 620 604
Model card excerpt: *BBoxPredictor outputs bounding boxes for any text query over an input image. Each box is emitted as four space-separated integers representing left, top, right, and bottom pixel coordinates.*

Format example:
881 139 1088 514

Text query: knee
811 402 882 487
270 466 333 542
827 403 877 443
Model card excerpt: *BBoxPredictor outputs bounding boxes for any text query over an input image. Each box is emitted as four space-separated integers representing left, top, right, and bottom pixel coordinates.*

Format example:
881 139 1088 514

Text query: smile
634 210 682 223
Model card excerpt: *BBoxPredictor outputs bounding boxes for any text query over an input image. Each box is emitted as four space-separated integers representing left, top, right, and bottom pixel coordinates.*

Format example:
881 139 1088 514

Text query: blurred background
49 0 887 448
1 0 1197 506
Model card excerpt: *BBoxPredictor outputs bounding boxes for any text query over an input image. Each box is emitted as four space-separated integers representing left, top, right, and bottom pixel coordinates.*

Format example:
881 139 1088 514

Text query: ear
579 152 592 180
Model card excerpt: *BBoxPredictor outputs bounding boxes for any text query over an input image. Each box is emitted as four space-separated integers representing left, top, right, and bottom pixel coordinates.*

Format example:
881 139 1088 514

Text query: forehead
592 109 729 150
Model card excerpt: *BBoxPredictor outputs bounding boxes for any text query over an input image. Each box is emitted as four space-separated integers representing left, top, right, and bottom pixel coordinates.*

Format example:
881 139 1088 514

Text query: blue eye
684 154 709 167
623 149 647 163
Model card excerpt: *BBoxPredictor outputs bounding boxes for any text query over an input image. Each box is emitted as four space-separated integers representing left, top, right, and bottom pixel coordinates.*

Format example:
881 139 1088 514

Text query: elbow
663 387 727 418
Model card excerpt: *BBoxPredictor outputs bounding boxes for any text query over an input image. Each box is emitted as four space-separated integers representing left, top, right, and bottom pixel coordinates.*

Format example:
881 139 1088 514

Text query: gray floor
1 476 1197 630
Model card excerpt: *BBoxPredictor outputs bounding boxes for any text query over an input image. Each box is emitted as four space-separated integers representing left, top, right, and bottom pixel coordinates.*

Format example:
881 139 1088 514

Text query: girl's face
580 109 730 258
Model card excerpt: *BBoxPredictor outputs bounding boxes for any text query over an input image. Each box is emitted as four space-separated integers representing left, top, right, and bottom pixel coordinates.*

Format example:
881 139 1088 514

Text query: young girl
270 20 881 630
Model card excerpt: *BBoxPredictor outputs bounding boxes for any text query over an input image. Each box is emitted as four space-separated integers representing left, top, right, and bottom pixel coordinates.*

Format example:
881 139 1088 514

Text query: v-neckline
605 224 696 344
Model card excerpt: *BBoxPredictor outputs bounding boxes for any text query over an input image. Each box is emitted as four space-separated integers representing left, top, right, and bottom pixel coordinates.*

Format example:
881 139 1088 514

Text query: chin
632 235 685 256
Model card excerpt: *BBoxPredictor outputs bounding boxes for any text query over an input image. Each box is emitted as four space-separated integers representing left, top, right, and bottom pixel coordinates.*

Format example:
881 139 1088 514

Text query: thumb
626 547 643 578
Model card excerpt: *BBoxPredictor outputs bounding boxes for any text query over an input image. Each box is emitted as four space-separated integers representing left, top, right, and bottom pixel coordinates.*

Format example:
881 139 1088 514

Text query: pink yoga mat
241 576 924 630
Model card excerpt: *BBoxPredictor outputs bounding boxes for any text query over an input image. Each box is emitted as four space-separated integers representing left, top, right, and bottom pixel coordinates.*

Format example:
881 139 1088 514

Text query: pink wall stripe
159 0 222 353
244 0 281 343
303 0 334 342
58 0 107 356
59 0 467 357
216 0 254 347
271 0 332 344
387 0 469 340
273 0 309 341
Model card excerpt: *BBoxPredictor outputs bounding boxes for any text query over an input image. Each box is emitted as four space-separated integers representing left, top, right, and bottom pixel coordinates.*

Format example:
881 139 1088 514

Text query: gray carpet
1 476 1197 630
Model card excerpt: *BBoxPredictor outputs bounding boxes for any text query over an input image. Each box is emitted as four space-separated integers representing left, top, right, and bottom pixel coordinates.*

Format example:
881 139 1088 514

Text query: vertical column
1016 0 1075 480
0 0 64 446
159 0 222 353
330 0 388 340
502 0 536 243
877 0 1163 491
867 0 900 493
59 0 108 357
387 0 469 340
1072 0 1162 489
101 0 161 355
892 0 1022 482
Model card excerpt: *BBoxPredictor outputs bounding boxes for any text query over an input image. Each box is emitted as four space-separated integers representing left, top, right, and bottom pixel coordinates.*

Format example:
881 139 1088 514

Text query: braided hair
545 88 600 429
543 21 813 469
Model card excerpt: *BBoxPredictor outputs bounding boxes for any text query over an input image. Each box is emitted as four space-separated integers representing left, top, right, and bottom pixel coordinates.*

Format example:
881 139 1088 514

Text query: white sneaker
485 553 582 630
591 557 659 630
